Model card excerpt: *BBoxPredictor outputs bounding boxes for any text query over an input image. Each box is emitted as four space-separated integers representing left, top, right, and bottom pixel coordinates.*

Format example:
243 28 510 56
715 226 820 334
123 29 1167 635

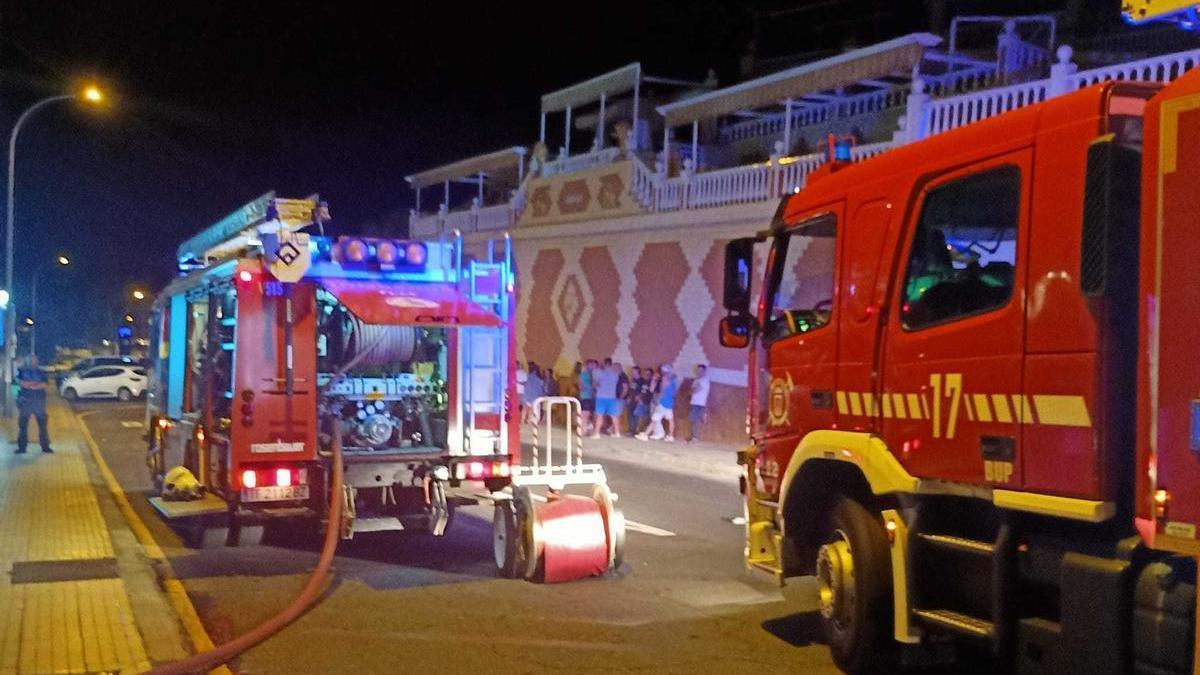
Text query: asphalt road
75 401 839 674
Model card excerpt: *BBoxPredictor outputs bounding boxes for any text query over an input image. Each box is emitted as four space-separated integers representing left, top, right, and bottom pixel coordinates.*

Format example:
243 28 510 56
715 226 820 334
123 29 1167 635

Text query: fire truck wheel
62 387 77 401
230 522 264 547
816 497 895 675
493 501 521 578
117 387 133 402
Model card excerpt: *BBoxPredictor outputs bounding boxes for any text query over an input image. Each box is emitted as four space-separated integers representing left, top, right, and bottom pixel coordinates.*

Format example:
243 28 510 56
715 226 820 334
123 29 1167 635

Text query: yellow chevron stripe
1032 395 1092 428
991 394 1013 423
892 393 907 419
1012 395 1034 424
865 392 880 417
836 391 849 415
849 392 863 416
964 395 975 421
881 392 893 419
973 394 993 422
906 393 923 420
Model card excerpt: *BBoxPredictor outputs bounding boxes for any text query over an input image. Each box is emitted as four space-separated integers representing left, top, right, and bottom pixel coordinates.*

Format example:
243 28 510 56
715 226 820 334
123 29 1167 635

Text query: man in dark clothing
16 355 52 454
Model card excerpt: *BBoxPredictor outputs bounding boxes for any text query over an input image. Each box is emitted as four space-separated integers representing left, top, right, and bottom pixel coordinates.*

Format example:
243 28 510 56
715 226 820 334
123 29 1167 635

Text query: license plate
241 485 310 502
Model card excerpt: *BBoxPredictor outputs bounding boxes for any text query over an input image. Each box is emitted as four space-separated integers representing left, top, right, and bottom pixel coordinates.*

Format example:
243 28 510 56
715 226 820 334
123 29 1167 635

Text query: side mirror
723 238 755 315
719 314 753 349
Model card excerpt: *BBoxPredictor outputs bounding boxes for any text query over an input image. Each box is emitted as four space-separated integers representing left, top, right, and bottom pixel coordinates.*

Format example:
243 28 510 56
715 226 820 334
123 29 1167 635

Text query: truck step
916 533 995 555
913 608 995 639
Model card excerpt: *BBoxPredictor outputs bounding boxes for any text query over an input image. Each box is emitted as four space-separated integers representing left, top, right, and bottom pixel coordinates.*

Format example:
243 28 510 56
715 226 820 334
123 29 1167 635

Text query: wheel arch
778 430 917 576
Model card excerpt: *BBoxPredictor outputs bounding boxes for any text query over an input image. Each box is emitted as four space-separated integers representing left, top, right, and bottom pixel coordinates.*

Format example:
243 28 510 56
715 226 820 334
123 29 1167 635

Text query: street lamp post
2 85 104 415
28 255 70 357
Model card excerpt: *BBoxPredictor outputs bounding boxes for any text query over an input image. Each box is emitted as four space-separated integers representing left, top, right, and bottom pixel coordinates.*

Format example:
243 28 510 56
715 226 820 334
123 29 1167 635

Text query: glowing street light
23 317 33 326
29 254 72 356
124 314 134 323
132 289 147 301
57 255 70 266
4 81 109 414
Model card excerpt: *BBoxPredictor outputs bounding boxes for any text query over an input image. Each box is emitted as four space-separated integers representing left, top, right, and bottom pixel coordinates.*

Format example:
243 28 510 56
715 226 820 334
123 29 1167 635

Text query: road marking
623 521 675 537
76 412 234 675
473 491 676 537
120 421 144 429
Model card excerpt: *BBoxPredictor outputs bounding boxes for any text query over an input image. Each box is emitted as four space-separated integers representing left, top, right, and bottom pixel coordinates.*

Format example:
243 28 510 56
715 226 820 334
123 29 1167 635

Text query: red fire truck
145 193 517 546
718 68 1200 672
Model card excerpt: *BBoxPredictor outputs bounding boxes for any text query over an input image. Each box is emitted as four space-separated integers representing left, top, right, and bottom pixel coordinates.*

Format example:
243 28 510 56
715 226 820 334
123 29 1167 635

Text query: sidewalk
1 396 188 674
520 422 744 483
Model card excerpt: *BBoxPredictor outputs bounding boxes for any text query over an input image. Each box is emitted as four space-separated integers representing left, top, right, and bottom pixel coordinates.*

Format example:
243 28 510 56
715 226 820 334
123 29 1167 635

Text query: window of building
765 215 837 342
901 166 1021 330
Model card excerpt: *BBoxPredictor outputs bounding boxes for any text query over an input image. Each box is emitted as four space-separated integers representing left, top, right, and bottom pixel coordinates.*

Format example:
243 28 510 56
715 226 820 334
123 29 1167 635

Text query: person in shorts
637 364 678 442
591 359 620 438
687 364 710 443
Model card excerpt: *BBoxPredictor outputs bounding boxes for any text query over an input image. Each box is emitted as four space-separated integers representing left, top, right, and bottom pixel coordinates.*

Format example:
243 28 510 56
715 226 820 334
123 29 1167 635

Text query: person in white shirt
687 364 711 443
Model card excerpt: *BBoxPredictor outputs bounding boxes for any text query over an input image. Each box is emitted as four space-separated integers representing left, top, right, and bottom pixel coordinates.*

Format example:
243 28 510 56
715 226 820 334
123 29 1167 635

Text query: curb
76 412 234 675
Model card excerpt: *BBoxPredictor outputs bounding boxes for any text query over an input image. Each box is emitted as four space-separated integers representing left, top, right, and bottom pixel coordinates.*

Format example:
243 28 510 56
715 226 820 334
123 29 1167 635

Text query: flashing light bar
329 237 428 271
453 460 511 481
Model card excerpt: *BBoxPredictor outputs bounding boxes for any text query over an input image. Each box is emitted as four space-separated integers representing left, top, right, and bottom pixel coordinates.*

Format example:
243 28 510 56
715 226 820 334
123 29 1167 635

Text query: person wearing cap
15 354 52 454
637 364 678 442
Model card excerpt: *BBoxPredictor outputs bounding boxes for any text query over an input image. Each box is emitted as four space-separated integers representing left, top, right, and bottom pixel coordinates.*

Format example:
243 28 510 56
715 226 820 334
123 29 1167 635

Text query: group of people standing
516 359 711 443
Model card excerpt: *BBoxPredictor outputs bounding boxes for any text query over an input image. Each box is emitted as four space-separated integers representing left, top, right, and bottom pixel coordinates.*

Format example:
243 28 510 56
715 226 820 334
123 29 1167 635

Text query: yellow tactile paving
1 407 155 674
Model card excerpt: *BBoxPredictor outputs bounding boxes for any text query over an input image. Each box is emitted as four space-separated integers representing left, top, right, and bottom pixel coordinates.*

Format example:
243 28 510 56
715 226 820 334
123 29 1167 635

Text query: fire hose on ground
146 427 344 675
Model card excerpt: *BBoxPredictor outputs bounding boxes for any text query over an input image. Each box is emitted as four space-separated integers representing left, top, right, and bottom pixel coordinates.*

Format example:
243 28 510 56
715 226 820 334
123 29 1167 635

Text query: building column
782 98 793 155
597 93 606 149
691 120 699 170
564 105 572 158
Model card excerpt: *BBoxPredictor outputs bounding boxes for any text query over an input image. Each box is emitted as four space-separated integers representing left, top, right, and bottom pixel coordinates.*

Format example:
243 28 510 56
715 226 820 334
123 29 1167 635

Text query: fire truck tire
493 501 521 578
62 387 77 401
184 521 230 549
817 497 896 675
117 387 133 402
231 522 264 547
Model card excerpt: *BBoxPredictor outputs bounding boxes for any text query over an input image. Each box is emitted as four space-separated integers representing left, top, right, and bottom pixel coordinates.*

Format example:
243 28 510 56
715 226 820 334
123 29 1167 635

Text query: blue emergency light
117 326 133 339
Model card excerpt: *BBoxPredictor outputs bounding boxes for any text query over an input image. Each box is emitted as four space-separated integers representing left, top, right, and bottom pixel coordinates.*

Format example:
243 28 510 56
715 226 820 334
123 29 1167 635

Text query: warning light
238 270 253 283
241 469 257 489
884 518 898 543
406 242 427 266
343 239 369 263
275 468 292 487
376 240 400 265
157 418 170 430
1155 488 1170 519
468 461 484 479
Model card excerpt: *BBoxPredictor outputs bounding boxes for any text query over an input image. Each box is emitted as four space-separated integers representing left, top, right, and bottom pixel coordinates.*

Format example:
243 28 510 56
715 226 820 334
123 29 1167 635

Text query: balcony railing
540 146 622 177
418 45 1200 238
409 201 515 237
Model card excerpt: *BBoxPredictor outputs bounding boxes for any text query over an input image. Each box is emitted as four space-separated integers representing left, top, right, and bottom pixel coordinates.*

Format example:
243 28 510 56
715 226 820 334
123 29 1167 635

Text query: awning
321 279 503 327
541 63 642 114
656 33 941 127
405 147 527 190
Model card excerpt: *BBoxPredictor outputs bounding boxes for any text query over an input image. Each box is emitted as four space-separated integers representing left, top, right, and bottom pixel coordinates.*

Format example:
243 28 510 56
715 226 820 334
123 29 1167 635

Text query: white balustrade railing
410 212 442 238
1070 49 1200 88
422 47 1200 232
922 47 1200 139
475 203 513 232
686 162 772 208
442 209 475 234
629 154 657 208
923 78 1050 136
540 146 621 177
719 87 905 144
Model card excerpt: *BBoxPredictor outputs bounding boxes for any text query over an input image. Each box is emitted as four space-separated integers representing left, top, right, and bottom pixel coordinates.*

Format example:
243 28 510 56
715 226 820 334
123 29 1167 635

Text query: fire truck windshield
765 215 836 342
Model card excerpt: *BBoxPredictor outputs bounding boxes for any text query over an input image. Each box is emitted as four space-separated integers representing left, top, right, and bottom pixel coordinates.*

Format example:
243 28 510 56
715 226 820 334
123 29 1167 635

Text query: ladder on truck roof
456 234 512 458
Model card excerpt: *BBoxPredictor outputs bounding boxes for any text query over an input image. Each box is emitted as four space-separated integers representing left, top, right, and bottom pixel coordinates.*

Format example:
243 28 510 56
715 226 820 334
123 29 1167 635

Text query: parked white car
60 365 148 401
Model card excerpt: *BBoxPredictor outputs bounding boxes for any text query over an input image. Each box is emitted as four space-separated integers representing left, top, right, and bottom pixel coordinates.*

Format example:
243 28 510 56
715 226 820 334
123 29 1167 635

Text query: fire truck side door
879 151 1032 487
757 205 843 495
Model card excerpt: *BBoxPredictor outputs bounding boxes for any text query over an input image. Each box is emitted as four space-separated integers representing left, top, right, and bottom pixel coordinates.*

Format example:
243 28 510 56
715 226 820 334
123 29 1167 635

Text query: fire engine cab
146 193 517 545
719 67 1200 672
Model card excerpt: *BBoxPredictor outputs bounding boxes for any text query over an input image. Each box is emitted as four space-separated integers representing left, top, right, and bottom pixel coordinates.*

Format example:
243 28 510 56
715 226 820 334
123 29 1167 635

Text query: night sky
1 0 1072 358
